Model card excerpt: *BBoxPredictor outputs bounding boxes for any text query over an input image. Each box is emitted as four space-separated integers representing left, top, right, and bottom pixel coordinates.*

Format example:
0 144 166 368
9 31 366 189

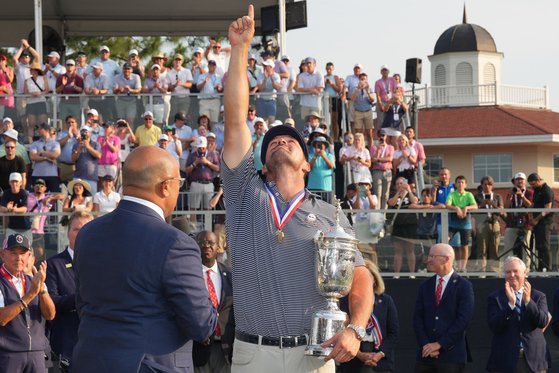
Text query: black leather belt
235 331 308 349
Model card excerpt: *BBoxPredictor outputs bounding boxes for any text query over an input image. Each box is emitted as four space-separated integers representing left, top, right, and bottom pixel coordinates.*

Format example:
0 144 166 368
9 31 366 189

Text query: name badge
65 263 73 268
393 113 399 121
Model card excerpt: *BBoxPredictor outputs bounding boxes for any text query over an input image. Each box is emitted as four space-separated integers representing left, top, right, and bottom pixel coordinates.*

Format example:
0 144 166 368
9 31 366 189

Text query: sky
282 0 558 111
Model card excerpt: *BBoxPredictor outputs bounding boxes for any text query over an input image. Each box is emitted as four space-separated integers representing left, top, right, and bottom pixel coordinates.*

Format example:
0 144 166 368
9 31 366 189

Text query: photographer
350 73 375 147
503 172 533 267
474 176 504 272
115 119 136 164
370 129 394 210
71 126 101 194
308 136 335 192
185 136 220 210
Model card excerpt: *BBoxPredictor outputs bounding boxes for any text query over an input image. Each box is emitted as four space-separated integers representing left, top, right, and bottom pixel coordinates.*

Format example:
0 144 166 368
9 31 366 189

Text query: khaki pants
231 339 333 373
476 221 501 272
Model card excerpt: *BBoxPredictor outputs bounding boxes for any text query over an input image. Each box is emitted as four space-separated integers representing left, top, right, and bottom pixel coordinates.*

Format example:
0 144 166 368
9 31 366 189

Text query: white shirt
167 67 193 95
202 262 222 304
121 196 164 221
435 269 454 299
94 190 121 214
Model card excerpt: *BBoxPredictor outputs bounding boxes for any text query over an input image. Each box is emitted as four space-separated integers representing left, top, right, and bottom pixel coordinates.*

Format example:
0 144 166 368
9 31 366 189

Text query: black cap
260 125 309 165
102 174 115 181
123 63 132 69
21 51 31 57
4 234 31 251
174 111 187 121
377 129 386 136
34 178 46 186
38 122 52 130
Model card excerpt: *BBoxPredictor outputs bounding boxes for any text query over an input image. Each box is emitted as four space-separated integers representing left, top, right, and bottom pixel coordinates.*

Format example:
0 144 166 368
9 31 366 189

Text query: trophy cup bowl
305 207 359 357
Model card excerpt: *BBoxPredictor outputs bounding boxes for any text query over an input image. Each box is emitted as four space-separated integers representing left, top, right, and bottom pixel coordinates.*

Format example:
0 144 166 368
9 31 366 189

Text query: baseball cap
2 117 13 124
47 51 60 59
248 54 257 61
284 118 295 127
80 125 92 133
143 111 154 118
4 234 31 251
513 172 527 180
150 64 160 70
280 55 290 61
354 63 363 69
380 65 389 71
3 129 18 141
194 47 205 55
66 59 76 66
34 178 46 186
87 109 98 116
304 57 316 64
91 62 103 70
260 125 309 166
262 60 274 68
358 176 373 185
159 134 169 141
9 172 22 182
207 132 216 139
38 122 52 130
173 54 184 61
174 111 187 121
129 49 139 56
100 45 110 53
102 175 114 181
196 136 207 148
163 125 173 132
208 60 217 65
378 129 386 136
122 63 132 70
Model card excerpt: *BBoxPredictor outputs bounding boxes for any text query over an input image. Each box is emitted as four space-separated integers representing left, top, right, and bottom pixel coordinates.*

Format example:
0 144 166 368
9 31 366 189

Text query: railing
3 91 333 131
3 206 559 277
405 82 549 109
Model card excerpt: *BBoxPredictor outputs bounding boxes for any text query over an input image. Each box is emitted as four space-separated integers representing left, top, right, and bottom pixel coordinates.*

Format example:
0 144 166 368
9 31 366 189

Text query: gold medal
277 230 285 242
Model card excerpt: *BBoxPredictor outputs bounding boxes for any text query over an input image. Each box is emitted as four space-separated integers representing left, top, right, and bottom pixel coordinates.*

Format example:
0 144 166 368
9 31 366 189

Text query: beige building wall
424 143 549 188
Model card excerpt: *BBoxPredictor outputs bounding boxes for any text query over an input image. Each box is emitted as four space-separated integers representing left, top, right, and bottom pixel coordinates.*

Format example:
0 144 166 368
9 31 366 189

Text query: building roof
417 106 559 145
433 6 497 55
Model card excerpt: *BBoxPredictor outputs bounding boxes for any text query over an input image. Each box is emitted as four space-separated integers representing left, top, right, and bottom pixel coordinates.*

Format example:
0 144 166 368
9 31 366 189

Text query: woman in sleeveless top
63 179 93 212
0 55 15 119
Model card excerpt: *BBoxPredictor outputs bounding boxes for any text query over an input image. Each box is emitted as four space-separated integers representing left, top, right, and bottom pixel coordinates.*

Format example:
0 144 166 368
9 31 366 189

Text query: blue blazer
71 200 217 373
46 248 78 361
413 272 474 365
486 288 549 373
340 293 399 372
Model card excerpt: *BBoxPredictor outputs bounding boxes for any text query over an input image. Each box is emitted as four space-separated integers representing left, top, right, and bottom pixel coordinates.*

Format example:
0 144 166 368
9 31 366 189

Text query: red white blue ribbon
265 185 306 232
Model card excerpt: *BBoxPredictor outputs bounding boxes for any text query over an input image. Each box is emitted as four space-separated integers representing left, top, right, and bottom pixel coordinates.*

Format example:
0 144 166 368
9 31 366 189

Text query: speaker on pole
405 58 422 84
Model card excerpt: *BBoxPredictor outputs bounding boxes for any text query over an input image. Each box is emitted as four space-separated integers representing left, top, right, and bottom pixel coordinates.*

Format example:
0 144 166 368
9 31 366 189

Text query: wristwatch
347 323 366 340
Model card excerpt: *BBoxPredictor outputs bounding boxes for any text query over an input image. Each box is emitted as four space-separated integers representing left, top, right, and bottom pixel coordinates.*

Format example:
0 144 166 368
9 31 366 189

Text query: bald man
72 146 217 373
412 244 475 373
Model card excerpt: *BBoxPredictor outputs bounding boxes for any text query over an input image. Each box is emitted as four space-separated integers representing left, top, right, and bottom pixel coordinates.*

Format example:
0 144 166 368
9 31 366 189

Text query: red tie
435 277 444 306
207 269 221 336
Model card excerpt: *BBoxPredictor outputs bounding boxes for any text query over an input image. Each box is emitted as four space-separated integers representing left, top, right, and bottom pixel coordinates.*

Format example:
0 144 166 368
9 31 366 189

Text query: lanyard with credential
0 264 26 295
265 185 306 243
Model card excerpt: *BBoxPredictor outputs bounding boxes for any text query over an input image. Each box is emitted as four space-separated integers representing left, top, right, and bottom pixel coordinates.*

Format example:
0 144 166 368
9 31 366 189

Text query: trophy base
304 344 332 357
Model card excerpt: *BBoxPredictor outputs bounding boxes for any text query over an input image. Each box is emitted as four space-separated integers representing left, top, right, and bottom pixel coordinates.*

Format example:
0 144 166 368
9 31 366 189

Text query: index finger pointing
248 4 254 20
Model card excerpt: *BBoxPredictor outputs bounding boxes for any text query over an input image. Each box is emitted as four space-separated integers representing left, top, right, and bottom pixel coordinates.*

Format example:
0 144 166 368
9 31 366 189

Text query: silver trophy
305 200 359 357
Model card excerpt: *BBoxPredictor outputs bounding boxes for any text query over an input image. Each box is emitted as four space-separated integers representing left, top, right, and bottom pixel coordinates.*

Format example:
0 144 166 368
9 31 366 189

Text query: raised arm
222 5 254 169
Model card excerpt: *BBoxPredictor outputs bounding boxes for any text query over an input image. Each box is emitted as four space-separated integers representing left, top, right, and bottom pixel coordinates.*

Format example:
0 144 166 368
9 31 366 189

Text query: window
433 65 447 105
424 156 443 185
434 64 446 86
554 154 559 182
483 63 496 84
456 62 473 96
473 154 512 183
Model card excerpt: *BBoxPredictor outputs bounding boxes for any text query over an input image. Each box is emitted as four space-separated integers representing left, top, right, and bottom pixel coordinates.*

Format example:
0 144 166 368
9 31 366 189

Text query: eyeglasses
199 240 216 246
161 177 185 188
5 146 15 149
213 46 221 49
35 184 46 187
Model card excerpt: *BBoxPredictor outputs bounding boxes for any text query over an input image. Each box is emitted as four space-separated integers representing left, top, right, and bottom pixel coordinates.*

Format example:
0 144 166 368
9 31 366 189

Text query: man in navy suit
192 230 235 373
72 146 218 373
486 256 549 373
46 210 93 372
413 243 475 373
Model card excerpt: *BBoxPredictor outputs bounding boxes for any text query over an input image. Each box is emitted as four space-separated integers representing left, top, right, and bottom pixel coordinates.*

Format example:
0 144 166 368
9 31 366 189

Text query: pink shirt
370 144 394 171
410 139 425 164
98 135 121 165
374 77 397 103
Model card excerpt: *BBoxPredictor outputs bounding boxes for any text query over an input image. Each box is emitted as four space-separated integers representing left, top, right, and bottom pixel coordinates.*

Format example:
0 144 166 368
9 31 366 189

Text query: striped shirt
221 150 363 337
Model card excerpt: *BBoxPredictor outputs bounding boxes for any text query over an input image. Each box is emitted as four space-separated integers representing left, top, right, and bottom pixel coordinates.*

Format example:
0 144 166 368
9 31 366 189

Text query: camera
484 194 491 200
512 187 518 193
379 137 384 144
